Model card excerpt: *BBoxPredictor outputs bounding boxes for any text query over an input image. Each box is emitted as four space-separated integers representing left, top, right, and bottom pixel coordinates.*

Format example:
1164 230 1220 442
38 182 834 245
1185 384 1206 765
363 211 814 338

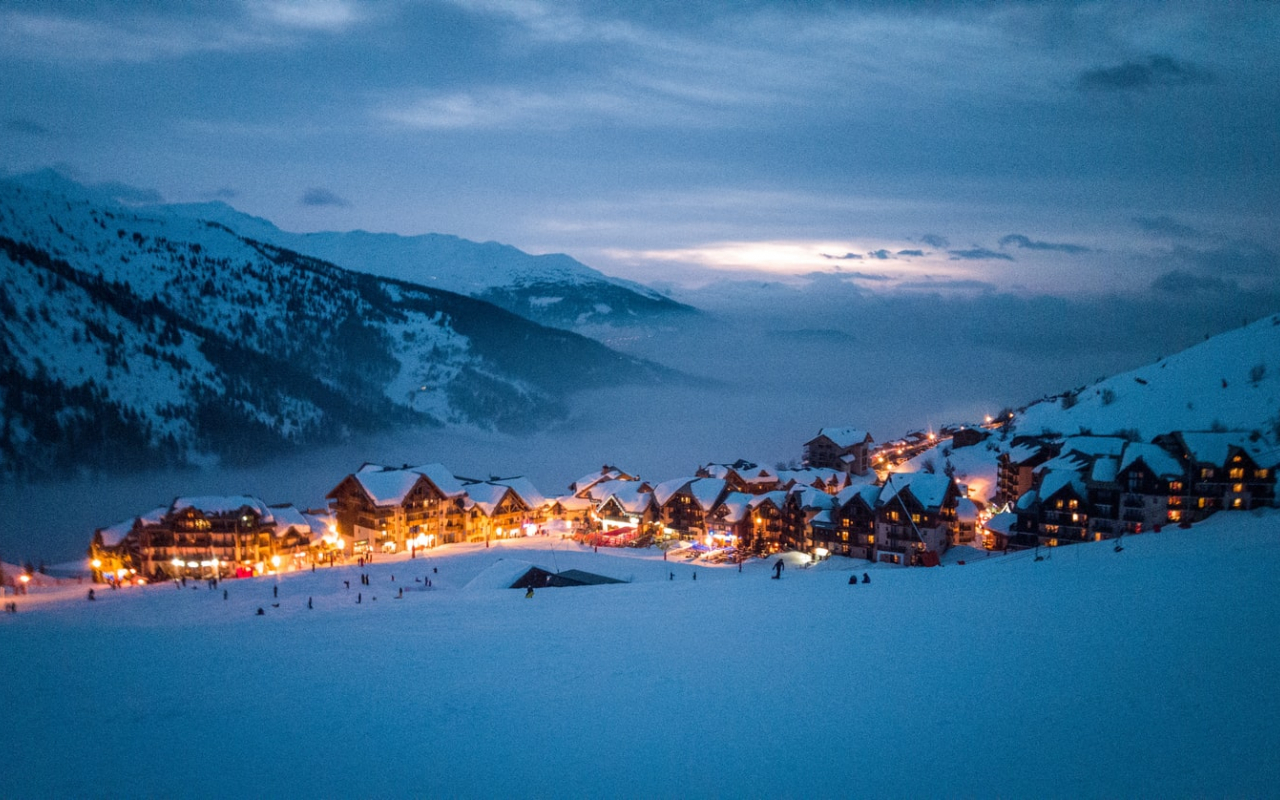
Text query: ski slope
3 510 1278 797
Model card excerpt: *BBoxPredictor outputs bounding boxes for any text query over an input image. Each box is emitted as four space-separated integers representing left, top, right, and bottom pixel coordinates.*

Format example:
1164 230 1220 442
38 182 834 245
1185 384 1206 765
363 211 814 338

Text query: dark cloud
896 249 924 257
4 118 52 136
300 187 350 207
867 249 892 260
1077 55 1214 91
948 247 1014 261
212 187 239 200
820 252 862 260
845 271 892 282
999 234 1090 254
1133 215 1202 239
920 234 950 249
1171 243 1278 278
1150 270 1237 294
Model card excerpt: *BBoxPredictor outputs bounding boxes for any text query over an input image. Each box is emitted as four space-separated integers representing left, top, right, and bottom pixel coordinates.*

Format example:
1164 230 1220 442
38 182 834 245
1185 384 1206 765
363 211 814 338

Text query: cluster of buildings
987 430 1277 550
88 424 1279 583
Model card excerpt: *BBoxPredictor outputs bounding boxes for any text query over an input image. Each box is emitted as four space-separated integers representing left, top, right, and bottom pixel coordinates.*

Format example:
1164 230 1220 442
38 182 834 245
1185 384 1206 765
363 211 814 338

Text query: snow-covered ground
4 511 1278 797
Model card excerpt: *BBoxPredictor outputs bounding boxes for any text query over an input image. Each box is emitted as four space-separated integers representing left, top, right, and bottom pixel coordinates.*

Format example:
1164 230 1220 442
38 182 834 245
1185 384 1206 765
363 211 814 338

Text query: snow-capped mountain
150 198 696 331
1013 314 1280 440
0 171 678 478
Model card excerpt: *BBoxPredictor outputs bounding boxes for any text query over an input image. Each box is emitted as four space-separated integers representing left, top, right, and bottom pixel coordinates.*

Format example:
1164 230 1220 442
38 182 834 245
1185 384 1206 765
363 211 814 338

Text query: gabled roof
810 427 872 448
138 505 168 526
747 490 788 511
653 477 695 507
836 482 882 510
1090 456 1119 484
462 482 519 516
477 476 545 508
1037 470 1088 504
688 478 728 511
409 463 467 498
350 469 424 507
879 472 953 512
1060 436 1128 458
712 492 754 524
1119 443 1183 480
983 510 1017 535
599 483 653 515
96 518 136 547
956 496 982 523
582 477 641 503
570 465 634 495
551 495 594 512
268 504 310 535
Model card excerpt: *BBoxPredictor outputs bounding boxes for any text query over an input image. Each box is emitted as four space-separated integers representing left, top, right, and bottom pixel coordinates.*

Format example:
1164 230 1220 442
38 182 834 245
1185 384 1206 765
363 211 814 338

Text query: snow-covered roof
462 482 516 516
354 469 424 507
747 491 788 511
303 511 335 538
652 477 694 507
571 465 631 495
688 478 728 512
956 496 982 523
811 427 871 448
792 486 836 512
1090 457 1119 484
983 510 1017 535
599 484 653 515
551 495 595 512
171 495 273 520
1061 436 1127 457
1119 443 1184 479
1037 470 1087 503
1176 432 1274 467
713 492 754 524
836 482 882 510
96 518 136 547
582 477 640 503
484 476 546 508
879 472 952 511
409 463 466 498
1015 490 1038 511
269 504 310 535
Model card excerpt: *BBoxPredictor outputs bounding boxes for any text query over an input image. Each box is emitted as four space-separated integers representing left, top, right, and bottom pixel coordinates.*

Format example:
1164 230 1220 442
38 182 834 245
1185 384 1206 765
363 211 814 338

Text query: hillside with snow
1014 314 1280 440
153 198 696 331
889 315 1280 501
3 511 1278 796
0 172 679 478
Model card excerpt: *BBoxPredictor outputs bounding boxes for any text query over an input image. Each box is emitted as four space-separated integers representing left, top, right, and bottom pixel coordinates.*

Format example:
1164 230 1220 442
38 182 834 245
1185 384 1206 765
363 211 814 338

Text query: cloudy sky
2 0 1278 295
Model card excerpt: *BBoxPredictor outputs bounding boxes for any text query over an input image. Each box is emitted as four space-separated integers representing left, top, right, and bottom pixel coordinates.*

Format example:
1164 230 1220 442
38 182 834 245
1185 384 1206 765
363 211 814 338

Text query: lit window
1232 498 1243 509
1258 469 1270 479
1068 499 1078 510
1168 510 1181 522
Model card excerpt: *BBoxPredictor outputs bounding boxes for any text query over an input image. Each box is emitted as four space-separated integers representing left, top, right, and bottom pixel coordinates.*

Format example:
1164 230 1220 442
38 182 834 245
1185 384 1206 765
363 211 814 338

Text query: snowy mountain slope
4 513 1278 797
888 315 1280 501
152 198 697 330
1014 314 1280 440
0 173 677 478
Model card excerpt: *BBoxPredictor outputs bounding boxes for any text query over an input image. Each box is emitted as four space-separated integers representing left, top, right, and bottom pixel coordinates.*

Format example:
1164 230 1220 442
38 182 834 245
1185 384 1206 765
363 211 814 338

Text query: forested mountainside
0 173 677 479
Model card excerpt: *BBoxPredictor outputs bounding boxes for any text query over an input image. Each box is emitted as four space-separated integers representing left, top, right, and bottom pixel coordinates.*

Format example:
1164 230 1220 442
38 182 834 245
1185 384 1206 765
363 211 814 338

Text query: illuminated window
1168 510 1182 522
1055 499 1064 510
1198 497 1209 509
1233 483 1244 493
1232 498 1243 509
1258 469 1270 479
1068 499 1078 510
1170 481 1183 493
1200 468 1214 479
1071 513 1080 523
1229 468 1244 480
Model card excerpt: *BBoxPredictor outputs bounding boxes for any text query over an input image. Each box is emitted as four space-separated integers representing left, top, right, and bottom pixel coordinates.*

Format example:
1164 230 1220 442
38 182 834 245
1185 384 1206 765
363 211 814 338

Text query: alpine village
77 420 1278 588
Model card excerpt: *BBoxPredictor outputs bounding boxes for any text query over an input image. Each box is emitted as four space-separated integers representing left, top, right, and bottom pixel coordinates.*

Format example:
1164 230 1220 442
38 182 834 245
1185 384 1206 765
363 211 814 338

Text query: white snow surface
5 513 1279 797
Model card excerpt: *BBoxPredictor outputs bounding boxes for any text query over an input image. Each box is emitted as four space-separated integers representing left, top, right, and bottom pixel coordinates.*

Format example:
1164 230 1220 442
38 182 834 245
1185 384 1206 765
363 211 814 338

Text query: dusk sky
3 1 1278 294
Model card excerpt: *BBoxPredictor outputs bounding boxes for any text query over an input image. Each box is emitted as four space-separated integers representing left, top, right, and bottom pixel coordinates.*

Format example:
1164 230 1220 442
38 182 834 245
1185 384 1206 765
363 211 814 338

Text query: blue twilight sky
2 0 1278 294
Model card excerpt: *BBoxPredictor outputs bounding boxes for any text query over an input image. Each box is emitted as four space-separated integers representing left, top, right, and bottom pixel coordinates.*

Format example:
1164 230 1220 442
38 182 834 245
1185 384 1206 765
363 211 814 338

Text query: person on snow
862 572 870 584
848 575 857 585
87 588 96 601
256 607 265 616
525 586 535 599
223 589 228 600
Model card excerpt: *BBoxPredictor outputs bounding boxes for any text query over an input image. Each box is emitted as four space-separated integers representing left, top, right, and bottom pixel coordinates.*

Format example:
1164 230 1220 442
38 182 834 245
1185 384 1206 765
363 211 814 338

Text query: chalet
569 465 639 498
776 466 853 495
953 496 984 546
705 491 754 548
90 516 142 583
994 437 1060 506
132 496 278 581
696 460 780 494
874 473 959 566
788 487 839 555
327 463 469 554
653 477 728 539
803 427 875 475
830 483 882 560
740 492 788 554
1153 431 1278 516
596 483 658 535
461 481 535 544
